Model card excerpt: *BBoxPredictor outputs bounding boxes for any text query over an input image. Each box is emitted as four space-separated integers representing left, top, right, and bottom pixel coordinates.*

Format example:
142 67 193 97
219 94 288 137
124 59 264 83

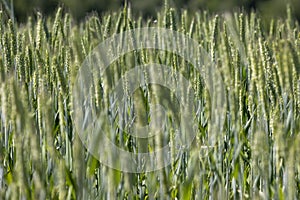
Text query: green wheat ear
52 7 62 47
35 13 43 50
169 8 177 31
211 15 219 62
103 15 111 39
0 11 3 36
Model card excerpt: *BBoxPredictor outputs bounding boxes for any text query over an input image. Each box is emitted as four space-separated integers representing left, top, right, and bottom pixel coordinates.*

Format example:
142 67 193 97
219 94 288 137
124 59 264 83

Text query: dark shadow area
1 0 300 22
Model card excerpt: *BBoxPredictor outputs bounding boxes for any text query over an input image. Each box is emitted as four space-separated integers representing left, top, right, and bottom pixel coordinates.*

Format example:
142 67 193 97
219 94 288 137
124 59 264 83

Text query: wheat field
0 3 300 199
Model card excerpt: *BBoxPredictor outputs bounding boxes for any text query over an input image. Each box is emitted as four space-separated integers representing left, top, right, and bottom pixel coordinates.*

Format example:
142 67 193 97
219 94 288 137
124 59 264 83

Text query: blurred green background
1 0 299 22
